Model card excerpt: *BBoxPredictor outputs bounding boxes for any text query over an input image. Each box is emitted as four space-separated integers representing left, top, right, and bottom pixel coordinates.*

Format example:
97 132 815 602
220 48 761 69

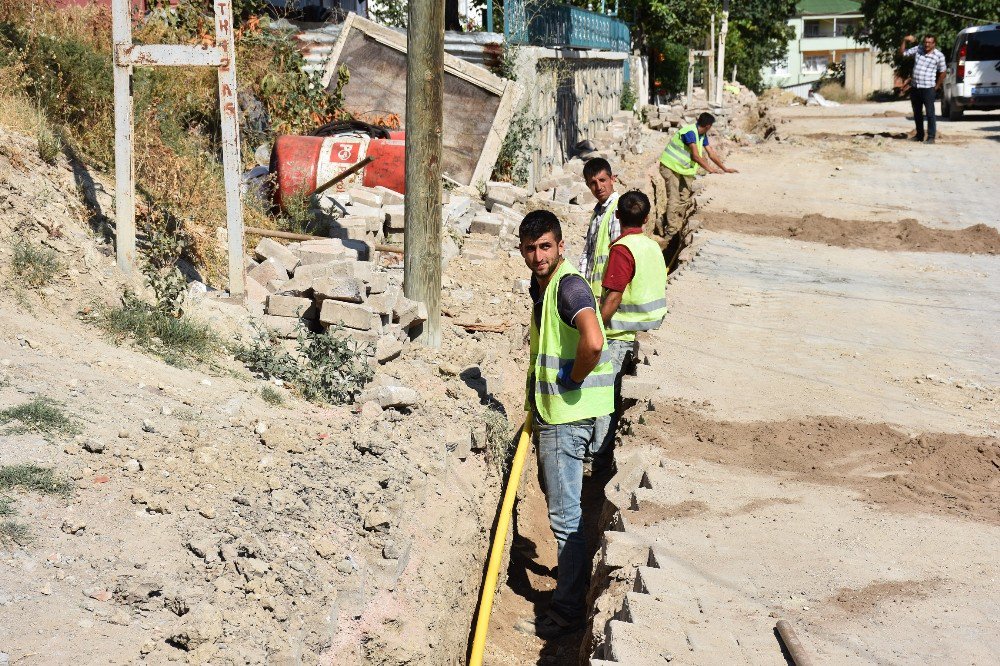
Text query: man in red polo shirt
589 191 667 473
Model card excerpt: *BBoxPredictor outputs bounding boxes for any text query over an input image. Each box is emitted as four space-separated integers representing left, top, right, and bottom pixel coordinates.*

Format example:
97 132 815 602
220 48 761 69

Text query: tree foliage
856 0 1000 61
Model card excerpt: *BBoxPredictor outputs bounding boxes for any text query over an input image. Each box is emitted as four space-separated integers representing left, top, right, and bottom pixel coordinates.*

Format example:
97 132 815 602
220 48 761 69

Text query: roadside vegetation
0 398 79 437
10 238 63 288
236 326 374 405
0 463 72 545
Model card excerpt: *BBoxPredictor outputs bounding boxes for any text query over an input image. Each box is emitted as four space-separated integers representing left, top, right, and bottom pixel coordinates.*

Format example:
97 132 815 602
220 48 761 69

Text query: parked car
942 23 1000 120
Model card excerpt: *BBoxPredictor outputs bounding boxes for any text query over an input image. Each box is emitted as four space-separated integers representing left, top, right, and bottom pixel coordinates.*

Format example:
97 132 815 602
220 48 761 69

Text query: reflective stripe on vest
659 123 706 176
526 260 615 424
585 194 619 297
607 233 668 341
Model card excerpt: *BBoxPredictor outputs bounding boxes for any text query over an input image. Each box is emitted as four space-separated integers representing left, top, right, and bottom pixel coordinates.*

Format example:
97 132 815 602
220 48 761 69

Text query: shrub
0 398 79 437
91 293 220 367
36 122 62 164
493 109 533 186
260 384 285 406
10 239 62 287
483 407 514 476
621 80 637 112
236 325 374 405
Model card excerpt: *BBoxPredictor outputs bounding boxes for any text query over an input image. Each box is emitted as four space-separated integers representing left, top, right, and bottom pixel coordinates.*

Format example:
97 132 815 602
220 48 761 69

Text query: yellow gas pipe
468 416 533 665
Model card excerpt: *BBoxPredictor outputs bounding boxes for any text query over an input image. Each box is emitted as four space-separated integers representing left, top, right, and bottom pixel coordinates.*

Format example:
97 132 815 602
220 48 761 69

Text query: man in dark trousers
517 210 614 639
900 34 947 143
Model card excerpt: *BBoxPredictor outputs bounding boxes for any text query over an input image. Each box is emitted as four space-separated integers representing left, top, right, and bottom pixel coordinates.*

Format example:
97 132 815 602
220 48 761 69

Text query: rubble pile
643 83 778 146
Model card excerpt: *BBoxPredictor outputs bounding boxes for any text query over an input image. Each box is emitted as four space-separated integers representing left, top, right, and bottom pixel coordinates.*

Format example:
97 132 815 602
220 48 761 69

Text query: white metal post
716 0 729 107
214 0 246 299
111 0 246 300
686 49 695 107
111 0 135 275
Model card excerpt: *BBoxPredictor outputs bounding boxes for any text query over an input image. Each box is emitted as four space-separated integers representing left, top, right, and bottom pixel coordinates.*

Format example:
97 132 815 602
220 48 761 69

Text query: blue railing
504 3 631 53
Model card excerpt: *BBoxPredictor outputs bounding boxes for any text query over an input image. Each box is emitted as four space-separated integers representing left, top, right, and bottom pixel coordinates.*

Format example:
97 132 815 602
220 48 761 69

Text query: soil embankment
701 211 1000 255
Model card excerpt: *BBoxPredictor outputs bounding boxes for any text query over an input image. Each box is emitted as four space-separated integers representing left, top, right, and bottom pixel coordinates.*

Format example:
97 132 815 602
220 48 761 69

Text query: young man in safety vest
578 158 620 297
518 210 615 639
659 112 737 269
591 191 668 470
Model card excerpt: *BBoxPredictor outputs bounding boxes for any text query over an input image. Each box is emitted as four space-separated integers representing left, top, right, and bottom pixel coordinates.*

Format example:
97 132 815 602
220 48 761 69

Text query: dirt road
598 104 999 663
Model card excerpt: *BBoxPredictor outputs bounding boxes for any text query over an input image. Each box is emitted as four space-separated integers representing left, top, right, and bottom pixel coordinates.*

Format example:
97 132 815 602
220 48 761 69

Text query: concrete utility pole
403 0 444 347
707 15 715 106
716 0 729 107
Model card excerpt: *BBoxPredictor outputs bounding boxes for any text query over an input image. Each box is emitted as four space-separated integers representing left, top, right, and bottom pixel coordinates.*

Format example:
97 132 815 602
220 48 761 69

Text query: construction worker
518 210 615 639
592 191 667 470
658 112 737 269
578 158 620 297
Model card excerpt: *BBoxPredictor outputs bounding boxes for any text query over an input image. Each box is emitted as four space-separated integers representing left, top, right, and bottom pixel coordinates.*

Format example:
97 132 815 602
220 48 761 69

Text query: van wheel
948 99 965 121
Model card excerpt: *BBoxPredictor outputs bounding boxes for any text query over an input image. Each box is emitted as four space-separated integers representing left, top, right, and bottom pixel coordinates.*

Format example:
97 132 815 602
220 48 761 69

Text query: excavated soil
700 211 1000 254
631 402 1000 524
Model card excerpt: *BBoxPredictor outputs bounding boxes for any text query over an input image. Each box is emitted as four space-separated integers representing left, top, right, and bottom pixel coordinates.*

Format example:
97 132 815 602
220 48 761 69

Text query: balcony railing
505 3 631 53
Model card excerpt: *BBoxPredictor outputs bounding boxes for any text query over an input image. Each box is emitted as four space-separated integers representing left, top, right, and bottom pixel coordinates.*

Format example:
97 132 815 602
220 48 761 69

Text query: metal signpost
112 0 246 299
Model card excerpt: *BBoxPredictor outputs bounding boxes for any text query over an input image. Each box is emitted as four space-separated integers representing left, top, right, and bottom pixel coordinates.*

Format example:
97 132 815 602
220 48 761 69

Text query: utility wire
898 0 998 24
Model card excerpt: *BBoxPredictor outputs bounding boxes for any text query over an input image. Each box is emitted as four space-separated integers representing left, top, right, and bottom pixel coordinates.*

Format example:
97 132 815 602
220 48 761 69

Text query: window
803 55 829 72
804 20 821 38
835 18 860 37
967 27 1000 61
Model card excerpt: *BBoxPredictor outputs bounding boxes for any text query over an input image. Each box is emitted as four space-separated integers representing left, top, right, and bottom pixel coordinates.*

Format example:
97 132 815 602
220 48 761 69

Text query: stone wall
513 47 646 189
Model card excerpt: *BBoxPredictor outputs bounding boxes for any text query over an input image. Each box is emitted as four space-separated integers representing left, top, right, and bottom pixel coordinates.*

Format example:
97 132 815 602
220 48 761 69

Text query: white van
942 24 1000 120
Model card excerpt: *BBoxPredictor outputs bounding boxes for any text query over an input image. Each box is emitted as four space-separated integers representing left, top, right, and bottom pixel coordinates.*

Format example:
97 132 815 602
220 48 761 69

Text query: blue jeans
910 87 937 139
533 413 594 620
590 339 635 466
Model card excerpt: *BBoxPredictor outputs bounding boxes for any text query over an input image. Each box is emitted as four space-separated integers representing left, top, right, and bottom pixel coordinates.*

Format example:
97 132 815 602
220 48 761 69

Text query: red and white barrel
270 131 405 209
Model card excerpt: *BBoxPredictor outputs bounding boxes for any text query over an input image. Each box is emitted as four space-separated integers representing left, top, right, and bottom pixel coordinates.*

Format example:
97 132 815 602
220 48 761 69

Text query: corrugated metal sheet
290 22 505 77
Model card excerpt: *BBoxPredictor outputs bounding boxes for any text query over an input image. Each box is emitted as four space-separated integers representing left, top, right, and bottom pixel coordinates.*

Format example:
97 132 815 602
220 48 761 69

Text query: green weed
36 122 62 164
236 325 374 405
10 238 62 288
0 464 72 495
0 398 79 437
260 384 285 406
91 293 220 367
494 109 533 187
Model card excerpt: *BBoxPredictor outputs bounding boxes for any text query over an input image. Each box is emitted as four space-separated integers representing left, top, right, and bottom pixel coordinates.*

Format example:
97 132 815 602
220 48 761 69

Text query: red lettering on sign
224 102 236 116
219 18 230 34
221 84 233 98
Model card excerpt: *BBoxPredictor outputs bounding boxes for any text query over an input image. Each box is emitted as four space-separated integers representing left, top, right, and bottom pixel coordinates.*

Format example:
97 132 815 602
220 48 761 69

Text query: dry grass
816 83 865 104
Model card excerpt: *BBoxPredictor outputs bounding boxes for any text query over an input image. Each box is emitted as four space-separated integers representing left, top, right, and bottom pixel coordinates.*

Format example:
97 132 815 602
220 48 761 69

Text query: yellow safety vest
584 195 619 298
659 123 706 176
527 260 615 424
606 233 668 341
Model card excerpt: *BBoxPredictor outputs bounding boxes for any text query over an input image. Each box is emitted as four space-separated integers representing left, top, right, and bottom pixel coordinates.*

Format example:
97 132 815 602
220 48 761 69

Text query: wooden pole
111 0 135 276
716 0 729 107
403 0 444 347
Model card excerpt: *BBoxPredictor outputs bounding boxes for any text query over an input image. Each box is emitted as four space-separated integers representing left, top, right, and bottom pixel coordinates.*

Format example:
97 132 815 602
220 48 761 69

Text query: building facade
762 0 869 95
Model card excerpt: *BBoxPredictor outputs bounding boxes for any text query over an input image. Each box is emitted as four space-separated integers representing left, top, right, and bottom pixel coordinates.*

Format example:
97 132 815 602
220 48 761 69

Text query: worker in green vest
659 112 738 270
517 210 615 639
591 191 668 472
579 158 619 297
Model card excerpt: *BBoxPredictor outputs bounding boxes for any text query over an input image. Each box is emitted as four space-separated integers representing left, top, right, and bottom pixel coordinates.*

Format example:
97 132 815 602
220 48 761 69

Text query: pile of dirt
700 211 1000 254
631 402 1000 524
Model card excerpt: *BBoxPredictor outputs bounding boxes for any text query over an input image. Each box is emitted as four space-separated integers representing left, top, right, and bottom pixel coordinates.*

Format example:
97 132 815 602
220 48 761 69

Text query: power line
898 0 998 24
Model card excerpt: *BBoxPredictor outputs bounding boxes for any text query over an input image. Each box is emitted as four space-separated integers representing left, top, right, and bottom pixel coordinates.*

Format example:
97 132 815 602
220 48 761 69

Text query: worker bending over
518 210 614 639
658 112 737 269
578 158 620 297
591 191 667 472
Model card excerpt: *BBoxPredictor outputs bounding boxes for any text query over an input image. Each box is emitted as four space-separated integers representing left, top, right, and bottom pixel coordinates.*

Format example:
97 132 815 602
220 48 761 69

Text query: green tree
857 0 1000 61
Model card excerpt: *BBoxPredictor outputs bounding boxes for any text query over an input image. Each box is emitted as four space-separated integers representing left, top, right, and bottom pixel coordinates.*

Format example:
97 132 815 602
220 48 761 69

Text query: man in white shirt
900 34 947 144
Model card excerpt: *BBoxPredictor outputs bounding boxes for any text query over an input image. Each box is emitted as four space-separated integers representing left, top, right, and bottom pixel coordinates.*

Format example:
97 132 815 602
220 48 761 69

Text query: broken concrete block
394 297 428 329
443 195 472 223
266 294 317 319
254 237 300 274
265 279 285 293
293 260 355 280
367 285 400 316
275 274 314 297
383 205 405 232
319 300 373 330
296 239 351 266
470 213 503 236
312 277 365 304
260 314 309 339
366 272 389 295
361 384 420 410
347 186 383 209
248 257 289 286
601 531 651 569
446 426 472 461
346 202 385 221
373 186 404 206
485 181 528 210
375 336 403 364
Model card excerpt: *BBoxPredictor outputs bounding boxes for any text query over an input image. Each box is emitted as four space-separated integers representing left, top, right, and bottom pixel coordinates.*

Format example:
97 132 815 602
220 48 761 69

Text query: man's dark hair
923 33 936 42
582 157 613 180
617 191 650 228
696 112 716 127
519 210 562 243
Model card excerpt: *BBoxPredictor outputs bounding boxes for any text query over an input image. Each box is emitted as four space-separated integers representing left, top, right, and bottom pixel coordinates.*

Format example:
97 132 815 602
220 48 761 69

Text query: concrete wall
844 50 896 97
514 47 639 187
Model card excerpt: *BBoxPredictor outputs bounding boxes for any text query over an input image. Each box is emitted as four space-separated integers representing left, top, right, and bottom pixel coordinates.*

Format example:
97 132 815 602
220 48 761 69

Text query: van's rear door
965 26 1000 94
